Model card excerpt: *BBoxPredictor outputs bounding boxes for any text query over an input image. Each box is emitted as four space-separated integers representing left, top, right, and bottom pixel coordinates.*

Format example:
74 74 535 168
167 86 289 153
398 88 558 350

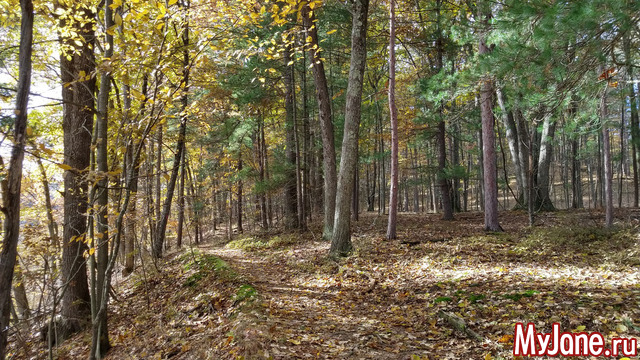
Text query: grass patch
513 225 639 264
502 289 538 301
226 234 298 251
233 284 258 304
181 250 235 287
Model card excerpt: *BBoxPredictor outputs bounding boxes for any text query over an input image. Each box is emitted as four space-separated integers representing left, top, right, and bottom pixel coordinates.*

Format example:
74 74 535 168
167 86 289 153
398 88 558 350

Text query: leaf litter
23 209 640 359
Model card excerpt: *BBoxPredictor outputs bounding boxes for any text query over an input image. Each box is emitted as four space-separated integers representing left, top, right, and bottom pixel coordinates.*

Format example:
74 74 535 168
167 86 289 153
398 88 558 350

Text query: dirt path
202 211 640 360
209 241 438 359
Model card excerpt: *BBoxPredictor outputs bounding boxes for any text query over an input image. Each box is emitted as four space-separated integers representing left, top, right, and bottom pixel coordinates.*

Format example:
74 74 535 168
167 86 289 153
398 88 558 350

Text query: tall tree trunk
282 40 299 230
535 115 556 211
435 0 453 221
0 3 32 356
258 119 268 229
155 127 162 244
91 0 114 355
330 0 369 256
625 35 639 207
237 154 243 233
571 138 583 208
153 7 189 258
176 149 186 247
387 0 398 239
496 88 523 203
478 2 502 232
60 2 95 337
302 2 335 238
602 84 613 227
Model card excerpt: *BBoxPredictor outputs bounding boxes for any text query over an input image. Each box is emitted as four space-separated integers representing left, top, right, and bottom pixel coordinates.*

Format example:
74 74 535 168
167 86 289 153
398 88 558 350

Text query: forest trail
207 236 436 359
199 211 640 359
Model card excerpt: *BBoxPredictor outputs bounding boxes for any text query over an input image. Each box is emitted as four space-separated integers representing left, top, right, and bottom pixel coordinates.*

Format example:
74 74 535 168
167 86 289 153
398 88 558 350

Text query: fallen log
438 310 484 342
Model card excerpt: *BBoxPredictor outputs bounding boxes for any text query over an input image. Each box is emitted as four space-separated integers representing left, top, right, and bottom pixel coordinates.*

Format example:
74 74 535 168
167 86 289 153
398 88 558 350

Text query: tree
282 33 299 230
91 0 114 356
0 0 32 358
59 1 96 336
478 1 502 232
601 80 613 227
330 0 370 257
302 1 337 240
153 1 190 258
386 0 398 240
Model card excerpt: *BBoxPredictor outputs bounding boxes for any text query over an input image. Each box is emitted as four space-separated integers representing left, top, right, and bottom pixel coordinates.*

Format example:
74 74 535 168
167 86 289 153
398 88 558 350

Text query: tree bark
496 88 523 203
237 154 243 233
602 84 613 227
0 4 31 352
153 8 189 257
478 2 502 232
282 40 299 230
91 0 114 355
60 2 95 337
387 0 398 239
176 149 186 247
435 0 453 221
535 115 556 211
330 0 369 256
625 35 639 207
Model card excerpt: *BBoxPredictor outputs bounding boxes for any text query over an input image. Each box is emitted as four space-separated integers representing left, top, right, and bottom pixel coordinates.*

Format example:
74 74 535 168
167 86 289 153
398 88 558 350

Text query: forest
1 0 640 358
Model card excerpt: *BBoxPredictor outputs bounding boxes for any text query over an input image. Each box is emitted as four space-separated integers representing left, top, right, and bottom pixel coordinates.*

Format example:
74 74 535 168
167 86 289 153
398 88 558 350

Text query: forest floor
18 209 640 359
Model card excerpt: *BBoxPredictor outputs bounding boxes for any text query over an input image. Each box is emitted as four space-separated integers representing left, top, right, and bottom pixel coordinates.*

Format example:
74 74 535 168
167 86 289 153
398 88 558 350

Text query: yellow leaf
26 126 32 136
326 29 337 35
483 353 493 360
58 164 72 171
114 13 122 26
306 35 312 43
168 0 177 5
575 325 586 331
88 247 95 256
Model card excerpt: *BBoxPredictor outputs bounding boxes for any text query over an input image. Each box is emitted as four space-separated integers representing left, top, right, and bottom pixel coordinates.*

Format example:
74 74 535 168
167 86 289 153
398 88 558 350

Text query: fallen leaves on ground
18 209 640 359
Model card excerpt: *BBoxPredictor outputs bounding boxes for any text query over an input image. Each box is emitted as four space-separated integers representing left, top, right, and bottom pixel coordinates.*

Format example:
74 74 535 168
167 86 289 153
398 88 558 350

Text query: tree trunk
91 0 115 355
602 84 613 227
282 41 299 230
12 263 29 320
176 149 186 247
496 88 523 203
571 137 583 208
386 0 398 239
478 3 502 232
153 11 189 258
625 35 639 207
37 158 59 273
0 6 31 349
330 0 369 257
535 115 557 211
435 0 453 221
60 2 95 338
237 154 243 233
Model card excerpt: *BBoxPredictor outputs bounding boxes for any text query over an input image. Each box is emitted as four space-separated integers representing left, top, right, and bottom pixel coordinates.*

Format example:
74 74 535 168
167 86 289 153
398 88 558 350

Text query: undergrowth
225 234 298 251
